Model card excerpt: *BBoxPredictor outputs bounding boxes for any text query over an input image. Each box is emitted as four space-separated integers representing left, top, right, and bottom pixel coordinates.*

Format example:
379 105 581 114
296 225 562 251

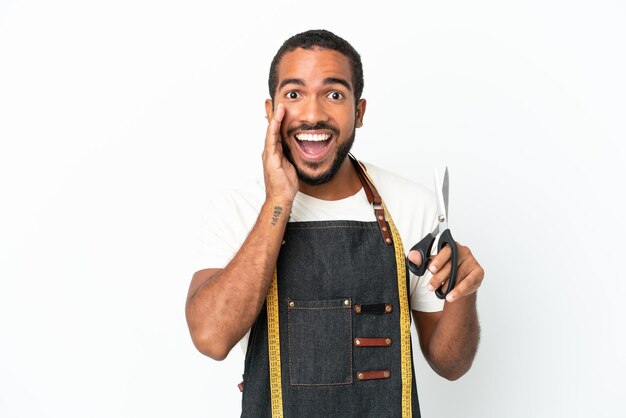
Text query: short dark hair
268 29 364 103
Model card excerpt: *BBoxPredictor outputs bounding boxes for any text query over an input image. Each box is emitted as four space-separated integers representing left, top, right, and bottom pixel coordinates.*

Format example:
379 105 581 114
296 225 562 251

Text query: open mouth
294 132 333 161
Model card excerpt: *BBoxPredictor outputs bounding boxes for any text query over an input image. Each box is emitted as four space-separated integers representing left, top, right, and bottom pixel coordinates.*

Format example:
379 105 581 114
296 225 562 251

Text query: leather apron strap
349 154 393 245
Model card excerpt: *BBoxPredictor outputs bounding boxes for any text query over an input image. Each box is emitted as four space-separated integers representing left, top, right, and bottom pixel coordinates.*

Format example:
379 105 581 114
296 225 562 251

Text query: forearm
186 199 291 360
427 293 480 380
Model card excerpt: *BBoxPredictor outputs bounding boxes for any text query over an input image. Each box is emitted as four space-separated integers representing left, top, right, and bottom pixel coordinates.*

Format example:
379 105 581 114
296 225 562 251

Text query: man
186 29 484 417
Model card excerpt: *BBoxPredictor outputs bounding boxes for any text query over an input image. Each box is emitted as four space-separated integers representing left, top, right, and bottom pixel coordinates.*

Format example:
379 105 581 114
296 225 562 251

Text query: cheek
281 101 304 116
339 113 357 130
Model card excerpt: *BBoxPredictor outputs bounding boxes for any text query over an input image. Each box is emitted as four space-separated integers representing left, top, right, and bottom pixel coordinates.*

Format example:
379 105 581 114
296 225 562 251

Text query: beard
281 126 356 186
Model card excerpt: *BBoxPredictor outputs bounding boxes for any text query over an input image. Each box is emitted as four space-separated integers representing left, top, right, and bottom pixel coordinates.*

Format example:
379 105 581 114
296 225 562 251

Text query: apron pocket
287 298 352 386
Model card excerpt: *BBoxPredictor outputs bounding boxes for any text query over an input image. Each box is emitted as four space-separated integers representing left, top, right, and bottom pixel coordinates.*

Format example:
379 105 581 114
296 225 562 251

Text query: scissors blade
434 170 448 233
442 166 449 220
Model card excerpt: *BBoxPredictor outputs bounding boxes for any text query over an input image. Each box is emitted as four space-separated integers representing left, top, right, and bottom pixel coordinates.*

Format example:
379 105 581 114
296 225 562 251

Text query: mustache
286 121 339 137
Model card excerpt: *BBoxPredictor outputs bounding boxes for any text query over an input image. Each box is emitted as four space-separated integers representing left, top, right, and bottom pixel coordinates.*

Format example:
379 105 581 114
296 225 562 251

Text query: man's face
268 47 365 186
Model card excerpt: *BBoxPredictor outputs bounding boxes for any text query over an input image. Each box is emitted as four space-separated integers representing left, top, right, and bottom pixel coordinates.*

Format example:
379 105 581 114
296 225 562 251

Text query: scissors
407 167 458 300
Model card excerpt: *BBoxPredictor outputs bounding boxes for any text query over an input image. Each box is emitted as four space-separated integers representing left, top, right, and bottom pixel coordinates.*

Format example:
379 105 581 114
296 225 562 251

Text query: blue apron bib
241 158 421 417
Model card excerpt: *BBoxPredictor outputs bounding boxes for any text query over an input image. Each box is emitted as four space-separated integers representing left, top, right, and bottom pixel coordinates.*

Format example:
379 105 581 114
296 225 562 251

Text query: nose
299 96 329 125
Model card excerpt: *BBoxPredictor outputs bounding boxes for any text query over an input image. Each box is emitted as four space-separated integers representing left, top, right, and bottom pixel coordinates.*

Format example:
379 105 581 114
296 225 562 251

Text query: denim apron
241 157 420 417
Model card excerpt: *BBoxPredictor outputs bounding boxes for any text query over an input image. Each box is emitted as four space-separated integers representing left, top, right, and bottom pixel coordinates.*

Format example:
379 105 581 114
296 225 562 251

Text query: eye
285 91 300 99
327 91 344 100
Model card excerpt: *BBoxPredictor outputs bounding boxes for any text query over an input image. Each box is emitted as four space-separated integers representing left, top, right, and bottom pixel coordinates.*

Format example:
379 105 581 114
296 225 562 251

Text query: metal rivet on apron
385 304 392 313
385 338 392 346
344 299 350 306
288 301 294 307
377 215 383 221
385 238 391 244
355 339 361 346
354 305 362 314
357 373 364 380
381 226 387 232
383 371 390 378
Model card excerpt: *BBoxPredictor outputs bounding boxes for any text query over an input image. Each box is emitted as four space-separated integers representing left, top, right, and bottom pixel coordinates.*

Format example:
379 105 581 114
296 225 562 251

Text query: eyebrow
324 77 352 92
278 77 353 92
278 78 305 90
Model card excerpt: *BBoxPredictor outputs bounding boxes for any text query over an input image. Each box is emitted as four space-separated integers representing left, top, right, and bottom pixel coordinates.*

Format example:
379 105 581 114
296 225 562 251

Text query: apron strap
349 154 393 245
349 154 414 416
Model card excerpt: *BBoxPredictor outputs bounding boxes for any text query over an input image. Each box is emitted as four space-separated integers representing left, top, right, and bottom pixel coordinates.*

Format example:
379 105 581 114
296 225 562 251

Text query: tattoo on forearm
271 206 283 226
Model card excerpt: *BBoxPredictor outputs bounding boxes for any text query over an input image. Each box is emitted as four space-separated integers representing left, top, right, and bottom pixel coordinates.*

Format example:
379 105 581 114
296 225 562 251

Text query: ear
265 99 274 124
355 99 366 128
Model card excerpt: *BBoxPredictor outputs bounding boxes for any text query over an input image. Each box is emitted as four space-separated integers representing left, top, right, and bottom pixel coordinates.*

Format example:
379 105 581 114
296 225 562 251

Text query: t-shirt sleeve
193 200 236 271
409 269 444 312
192 189 260 272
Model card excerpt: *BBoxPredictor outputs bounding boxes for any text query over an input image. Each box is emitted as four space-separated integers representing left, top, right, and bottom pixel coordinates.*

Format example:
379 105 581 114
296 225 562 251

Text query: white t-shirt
195 162 445 350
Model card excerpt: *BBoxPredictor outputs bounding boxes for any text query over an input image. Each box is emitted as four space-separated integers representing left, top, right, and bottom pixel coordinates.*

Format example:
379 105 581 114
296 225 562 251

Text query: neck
298 158 362 201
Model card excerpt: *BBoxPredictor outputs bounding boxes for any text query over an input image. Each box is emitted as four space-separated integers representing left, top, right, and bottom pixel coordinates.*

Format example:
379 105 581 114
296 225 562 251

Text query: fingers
444 264 484 302
269 103 285 135
428 244 451 275
407 250 423 267
262 104 298 204
425 242 485 302
265 104 285 156
428 258 452 292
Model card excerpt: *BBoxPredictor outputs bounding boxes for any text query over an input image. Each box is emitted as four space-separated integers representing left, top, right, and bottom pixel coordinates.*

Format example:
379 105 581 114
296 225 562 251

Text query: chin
296 164 336 186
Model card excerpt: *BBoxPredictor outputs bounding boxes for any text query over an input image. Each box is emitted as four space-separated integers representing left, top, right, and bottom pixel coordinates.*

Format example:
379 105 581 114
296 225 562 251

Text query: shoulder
361 161 438 251
363 162 436 214
195 179 265 269
204 178 265 240
212 179 265 220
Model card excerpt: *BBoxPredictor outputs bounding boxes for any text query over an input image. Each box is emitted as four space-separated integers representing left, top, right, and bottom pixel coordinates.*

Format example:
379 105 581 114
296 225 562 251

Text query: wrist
264 196 294 211
262 200 292 226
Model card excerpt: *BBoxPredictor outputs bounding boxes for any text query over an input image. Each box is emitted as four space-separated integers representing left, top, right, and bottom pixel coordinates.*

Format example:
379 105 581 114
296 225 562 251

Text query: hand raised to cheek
262 103 298 206
408 243 484 303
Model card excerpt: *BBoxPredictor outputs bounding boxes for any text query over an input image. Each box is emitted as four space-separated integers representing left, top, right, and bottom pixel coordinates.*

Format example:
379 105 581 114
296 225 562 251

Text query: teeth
296 133 331 142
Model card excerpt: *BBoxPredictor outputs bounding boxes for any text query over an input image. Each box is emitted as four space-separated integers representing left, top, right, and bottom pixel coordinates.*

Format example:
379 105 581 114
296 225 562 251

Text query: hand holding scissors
407 167 458 300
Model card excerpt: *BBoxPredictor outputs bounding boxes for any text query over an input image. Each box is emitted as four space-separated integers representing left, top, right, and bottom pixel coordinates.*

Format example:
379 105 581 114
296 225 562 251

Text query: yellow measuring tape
266 269 284 417
266 171 413 417
384 204 413 417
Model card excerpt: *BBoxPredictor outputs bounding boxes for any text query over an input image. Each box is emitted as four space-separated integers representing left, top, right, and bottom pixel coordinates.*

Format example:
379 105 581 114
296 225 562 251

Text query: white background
1 0 625 417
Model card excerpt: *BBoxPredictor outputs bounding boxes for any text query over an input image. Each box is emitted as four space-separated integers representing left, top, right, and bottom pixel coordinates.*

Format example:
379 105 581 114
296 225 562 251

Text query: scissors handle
435 229 458 299
407 232 436 276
